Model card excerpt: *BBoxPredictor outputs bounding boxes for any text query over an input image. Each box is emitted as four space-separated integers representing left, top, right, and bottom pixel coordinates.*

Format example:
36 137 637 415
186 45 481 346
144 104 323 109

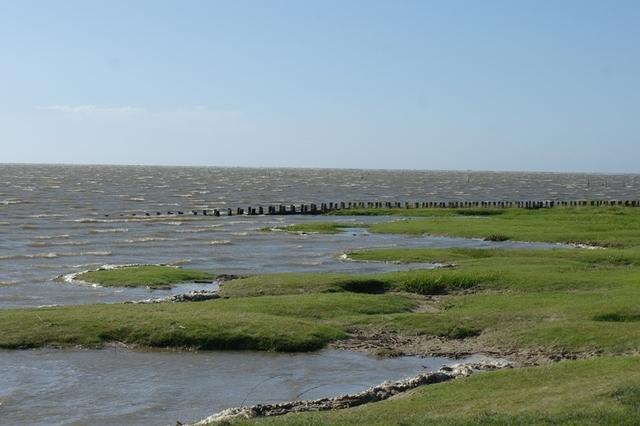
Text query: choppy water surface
1 165 638 425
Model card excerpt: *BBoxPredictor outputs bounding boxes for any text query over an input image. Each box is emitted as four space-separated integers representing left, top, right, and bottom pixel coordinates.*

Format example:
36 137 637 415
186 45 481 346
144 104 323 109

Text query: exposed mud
123 290 220 304
329 329 599 366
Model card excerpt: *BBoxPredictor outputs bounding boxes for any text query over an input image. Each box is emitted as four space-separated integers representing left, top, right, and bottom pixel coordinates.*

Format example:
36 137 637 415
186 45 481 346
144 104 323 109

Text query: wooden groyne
104 199 640 218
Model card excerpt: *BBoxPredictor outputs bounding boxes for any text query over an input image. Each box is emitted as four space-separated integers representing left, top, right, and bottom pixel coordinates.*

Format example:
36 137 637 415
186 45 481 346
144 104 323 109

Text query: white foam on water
0 251 112 261
124 237 178 243
89 228 129 234
33 234 71 240
28 241 89 248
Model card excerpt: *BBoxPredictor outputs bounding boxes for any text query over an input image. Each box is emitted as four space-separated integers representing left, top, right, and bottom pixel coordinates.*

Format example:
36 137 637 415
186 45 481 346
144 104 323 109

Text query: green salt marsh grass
216 246 640 356
11 247 640 358
333 206 640 248
219 269 494 298
0 293 413 351
261 222 366 234
75 265 214 288
340 247 640 354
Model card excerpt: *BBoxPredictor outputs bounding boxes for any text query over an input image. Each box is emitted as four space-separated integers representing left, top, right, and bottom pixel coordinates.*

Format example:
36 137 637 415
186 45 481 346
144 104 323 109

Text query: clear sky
1 1 639 172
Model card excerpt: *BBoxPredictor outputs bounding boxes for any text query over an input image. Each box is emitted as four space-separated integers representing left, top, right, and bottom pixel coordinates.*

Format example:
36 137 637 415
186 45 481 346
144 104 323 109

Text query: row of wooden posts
114 199 640 218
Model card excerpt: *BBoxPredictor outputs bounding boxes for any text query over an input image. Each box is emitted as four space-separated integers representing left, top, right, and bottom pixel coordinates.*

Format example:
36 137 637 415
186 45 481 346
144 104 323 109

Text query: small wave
89 228 129 234
34 234 71 240
0 280 18 286
230 232 248 236
0 251 112 260
170 259 192 265
71 217 185 224
298 261 323 266
128 197 146 201
124 237 177 243
71 218 113 223
82 251 112 256
209 240 232 245
28 241 89 248
174 225 224 233
0 252 59 260
1 199 22 205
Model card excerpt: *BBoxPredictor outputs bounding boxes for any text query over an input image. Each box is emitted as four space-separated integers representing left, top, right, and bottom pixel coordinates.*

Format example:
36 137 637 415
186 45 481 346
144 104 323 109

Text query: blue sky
1 1 639 172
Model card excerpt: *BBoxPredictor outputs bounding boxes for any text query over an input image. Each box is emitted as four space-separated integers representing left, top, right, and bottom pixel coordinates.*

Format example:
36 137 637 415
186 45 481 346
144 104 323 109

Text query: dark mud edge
185 360 510 425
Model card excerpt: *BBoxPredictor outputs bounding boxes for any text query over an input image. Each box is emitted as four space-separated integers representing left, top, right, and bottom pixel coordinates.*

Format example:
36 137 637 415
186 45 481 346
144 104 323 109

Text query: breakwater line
101 199 640 218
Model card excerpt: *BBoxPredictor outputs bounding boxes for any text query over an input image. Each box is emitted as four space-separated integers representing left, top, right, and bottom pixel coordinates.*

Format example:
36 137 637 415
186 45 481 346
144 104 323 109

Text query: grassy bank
9 248 640 358
339 247 640 356
237 355 640 425
0 292 413 351
333 206 640 248
74 265 214 288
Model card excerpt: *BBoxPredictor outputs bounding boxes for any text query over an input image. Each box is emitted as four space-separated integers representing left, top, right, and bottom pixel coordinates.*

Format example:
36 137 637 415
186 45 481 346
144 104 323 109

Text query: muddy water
0 348 473 426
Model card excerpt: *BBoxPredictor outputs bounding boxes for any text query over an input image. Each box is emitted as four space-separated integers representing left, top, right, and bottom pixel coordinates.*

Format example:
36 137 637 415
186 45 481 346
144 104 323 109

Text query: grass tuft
484 234 510 242
611 384 640 409
594 312 640 322
336 279 390 294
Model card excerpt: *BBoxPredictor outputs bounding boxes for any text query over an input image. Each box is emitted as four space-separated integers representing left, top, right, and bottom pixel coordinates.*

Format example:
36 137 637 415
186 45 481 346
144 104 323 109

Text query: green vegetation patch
332 247 640 356
332 206 640 248
239 356 640 425
0 293 413 351
611 383 640 409
219 269 493 298
594 312 640 322
75 265 214 288
261 222 366 234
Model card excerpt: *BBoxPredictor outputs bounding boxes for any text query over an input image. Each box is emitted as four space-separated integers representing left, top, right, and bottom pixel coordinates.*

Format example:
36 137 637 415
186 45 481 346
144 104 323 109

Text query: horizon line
1 161 639 176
